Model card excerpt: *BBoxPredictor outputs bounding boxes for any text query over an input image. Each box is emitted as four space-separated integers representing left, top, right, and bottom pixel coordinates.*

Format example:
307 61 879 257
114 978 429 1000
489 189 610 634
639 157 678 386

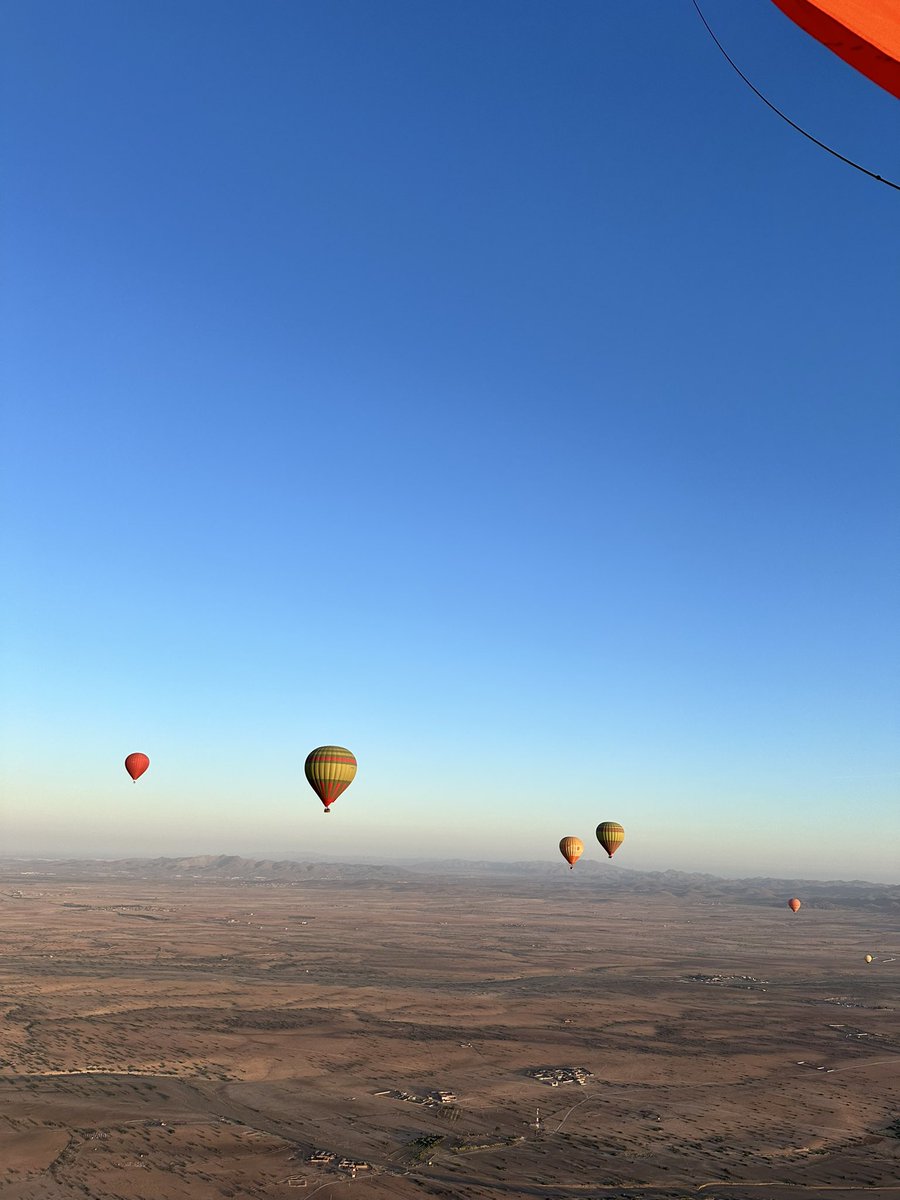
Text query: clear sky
2 1 898 881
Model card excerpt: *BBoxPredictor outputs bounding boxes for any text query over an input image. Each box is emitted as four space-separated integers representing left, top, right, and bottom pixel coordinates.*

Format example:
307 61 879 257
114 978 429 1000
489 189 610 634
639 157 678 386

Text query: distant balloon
596 821 625 859
305 746 357 813
788 898 801 913
124 752 150 782
559 837 584 870
865 954 873 964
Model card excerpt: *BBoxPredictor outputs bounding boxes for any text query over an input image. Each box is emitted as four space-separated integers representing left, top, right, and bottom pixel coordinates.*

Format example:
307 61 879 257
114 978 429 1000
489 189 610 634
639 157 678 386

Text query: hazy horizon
1 842 896 887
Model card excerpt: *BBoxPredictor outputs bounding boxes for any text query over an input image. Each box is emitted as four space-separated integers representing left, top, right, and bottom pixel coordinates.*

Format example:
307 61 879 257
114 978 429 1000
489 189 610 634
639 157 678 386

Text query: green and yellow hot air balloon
596 821 625 859
305 746 357 814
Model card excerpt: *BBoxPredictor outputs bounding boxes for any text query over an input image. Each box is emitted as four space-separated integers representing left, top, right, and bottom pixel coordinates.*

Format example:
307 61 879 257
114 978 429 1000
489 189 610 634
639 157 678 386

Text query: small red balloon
125 752 150 782
788 897 801 913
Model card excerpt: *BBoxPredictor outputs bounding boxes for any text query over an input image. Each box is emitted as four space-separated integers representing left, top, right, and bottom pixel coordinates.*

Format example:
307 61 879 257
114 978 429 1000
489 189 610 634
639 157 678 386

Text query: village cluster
527 1066 593 1087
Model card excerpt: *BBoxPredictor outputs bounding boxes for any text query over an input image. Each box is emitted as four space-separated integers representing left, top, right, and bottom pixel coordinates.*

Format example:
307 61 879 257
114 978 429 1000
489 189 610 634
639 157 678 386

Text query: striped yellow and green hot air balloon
305 746 357 813
596 821 625 859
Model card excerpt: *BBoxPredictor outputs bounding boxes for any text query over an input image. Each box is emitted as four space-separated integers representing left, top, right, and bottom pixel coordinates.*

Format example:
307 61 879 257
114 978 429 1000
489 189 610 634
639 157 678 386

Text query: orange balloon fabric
559 837 585 869
788 897 801 913
771 0 900 99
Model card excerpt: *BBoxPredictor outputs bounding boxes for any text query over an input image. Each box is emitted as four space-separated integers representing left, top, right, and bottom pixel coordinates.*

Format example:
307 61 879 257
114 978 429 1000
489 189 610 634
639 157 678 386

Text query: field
0 862 898 1199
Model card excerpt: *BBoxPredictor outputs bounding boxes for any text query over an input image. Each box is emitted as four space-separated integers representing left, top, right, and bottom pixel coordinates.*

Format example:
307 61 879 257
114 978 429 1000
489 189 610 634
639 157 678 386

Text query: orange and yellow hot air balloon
788 897 801 913
559 837 584 870
305 746 357 813
596 821 625 859
124 752 150 782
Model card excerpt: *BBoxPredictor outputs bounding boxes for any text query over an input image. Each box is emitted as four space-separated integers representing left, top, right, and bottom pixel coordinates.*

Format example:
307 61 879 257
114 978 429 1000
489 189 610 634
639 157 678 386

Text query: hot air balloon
865 954 874 963
788 898 801 913
125 752 150 782
771 0 900 100
305 746 357 813
596 821 625 859
559 837 584 870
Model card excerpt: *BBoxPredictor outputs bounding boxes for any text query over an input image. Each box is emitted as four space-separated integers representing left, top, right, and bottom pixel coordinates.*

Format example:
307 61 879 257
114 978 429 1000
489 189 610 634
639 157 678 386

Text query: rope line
690 0 900 191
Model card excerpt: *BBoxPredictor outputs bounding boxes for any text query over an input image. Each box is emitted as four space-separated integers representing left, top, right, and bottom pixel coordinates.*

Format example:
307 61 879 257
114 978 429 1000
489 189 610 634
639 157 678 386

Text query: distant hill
405 860 898 913
0 854 897 913
0 855 418 885
402 857 899 899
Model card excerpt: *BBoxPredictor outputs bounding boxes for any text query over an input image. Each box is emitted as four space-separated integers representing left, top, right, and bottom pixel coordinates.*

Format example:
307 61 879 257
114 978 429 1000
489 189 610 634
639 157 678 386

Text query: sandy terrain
0 865 897 1199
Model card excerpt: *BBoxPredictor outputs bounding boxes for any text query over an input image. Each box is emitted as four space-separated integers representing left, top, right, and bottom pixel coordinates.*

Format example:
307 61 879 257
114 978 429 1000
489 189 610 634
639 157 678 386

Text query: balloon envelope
771 0 900 99
305 746 357 812
124 752 150 782
788 897 801 913
596 821 625 859
559 836 584 869
865 954 873 963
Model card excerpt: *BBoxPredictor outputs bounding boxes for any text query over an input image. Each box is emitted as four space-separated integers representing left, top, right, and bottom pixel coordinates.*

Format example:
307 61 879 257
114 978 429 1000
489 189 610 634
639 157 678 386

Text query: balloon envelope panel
771 0 900 100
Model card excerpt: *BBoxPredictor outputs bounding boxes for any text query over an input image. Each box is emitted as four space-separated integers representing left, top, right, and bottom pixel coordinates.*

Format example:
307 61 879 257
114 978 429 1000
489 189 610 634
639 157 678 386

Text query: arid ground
0 860 897 1199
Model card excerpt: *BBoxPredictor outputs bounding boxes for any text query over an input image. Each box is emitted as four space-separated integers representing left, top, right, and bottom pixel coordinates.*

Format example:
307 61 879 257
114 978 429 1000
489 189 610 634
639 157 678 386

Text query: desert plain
0 857 897 1200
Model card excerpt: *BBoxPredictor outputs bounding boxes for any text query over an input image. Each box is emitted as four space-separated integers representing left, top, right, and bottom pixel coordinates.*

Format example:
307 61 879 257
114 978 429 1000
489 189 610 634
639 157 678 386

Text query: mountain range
0 854 897 913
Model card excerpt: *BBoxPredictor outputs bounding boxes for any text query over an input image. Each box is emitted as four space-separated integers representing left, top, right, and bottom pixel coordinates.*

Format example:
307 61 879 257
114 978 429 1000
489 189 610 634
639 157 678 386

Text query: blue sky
2 1 898 879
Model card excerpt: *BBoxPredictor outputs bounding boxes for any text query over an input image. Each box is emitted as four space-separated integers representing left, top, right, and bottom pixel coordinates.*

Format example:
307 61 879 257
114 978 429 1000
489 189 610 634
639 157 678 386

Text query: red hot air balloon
788 897 801 913
125 752 150 782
